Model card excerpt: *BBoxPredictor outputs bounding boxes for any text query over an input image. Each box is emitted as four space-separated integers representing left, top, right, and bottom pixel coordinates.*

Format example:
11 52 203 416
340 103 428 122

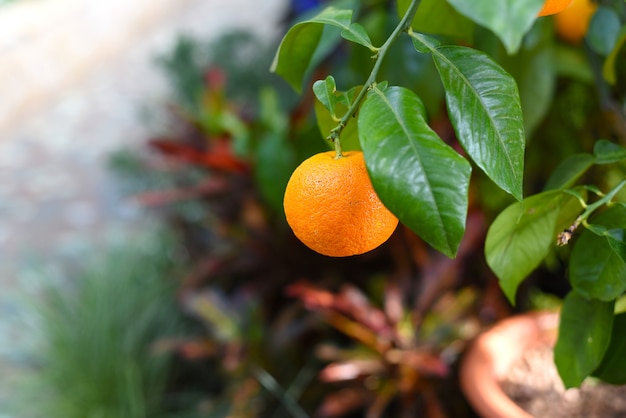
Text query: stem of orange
333 137 343 159
327 0 422 158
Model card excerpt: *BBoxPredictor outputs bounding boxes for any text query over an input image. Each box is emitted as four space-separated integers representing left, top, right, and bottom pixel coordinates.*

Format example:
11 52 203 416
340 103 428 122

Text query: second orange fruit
283 151 398 257
538 0 574 16
554 0 597 44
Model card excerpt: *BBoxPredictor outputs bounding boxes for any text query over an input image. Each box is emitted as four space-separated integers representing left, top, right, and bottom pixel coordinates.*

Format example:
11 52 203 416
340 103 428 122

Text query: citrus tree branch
329 0 422 157
580 177 626 223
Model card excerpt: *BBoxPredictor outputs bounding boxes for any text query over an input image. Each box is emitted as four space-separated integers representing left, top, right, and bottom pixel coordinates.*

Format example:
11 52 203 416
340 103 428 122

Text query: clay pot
460 311 559 418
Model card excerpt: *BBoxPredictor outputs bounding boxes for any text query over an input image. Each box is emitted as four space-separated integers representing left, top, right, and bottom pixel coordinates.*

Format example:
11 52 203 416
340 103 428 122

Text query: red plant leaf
385 349 450 378
149 139 205 161
287 281 395 340
285 280 336 310
383 281 404 326
205 67 226 90
316 388 369 418
336 285 393 337
199 139 249 173
149 138 248 173
178 340 217 360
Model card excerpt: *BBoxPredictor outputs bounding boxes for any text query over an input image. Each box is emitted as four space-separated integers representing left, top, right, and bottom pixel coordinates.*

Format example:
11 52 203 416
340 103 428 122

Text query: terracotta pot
460 311 559 418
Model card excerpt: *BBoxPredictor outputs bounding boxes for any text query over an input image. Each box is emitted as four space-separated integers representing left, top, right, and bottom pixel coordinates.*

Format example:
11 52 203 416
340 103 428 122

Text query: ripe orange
554 0 597 44
283 151 398 257
538 0 574 16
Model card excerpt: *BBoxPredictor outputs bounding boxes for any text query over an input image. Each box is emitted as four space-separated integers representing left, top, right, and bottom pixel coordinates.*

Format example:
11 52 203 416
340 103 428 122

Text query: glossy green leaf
340 22 375 50
358 86 471 258
409 32 440 54
593 312 626 385
586 7 620 57
446 0 543 54
544 153 595 191
607 229 626 265
554 290 614 388
416 42 525 200
271 7 352 92
485 190 584 304
570 205 626 301
593 139 626 164
397 0 474 41
603 27 626 85
313 76 338 117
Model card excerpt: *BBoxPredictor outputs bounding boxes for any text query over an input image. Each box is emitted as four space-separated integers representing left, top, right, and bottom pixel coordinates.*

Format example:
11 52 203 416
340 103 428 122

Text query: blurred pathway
0 0 287 414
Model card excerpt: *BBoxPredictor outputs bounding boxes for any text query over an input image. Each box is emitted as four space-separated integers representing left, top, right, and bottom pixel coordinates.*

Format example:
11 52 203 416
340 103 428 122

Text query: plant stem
328 0 422 158
580 177 626 222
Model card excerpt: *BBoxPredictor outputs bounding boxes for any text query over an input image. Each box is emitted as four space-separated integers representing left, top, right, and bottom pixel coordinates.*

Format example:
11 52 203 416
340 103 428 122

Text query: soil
501 343 626 418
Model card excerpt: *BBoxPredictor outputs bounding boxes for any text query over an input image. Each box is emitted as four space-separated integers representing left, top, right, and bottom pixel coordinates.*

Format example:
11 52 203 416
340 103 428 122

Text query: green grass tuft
18 232 184 418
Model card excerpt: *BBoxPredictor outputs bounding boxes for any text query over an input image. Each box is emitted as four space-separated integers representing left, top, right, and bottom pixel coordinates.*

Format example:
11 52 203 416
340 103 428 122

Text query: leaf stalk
328 0 422 158
580 177 626 223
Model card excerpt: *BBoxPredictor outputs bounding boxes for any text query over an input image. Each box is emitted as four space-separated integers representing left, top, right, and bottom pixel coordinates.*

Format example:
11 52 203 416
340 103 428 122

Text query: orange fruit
283 151 398 257
538 0 574 16
554 0 597 44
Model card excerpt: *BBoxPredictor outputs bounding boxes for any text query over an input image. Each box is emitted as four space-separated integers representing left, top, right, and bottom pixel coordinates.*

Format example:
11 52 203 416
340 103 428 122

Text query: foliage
18 231 184 418
273 1 526 257
108 0 626 414
270 0 626 394
108 20 501 416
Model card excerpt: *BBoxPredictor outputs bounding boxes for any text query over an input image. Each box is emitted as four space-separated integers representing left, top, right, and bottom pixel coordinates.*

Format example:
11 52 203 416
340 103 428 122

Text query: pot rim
460 310 559 418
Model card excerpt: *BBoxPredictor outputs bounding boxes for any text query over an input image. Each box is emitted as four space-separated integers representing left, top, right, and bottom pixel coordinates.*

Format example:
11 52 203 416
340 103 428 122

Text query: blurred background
1 0 623 417
0 0 288 415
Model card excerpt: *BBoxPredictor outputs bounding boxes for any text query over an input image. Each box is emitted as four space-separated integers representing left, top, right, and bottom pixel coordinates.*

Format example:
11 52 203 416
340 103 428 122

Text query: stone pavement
0 0 287 414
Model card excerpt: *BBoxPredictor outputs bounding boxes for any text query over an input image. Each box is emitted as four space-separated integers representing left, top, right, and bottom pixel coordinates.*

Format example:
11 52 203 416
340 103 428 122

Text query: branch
328 0 422 157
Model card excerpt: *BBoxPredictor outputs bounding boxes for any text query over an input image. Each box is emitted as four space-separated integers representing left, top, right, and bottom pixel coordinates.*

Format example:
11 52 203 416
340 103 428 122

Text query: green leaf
570 205 626 301
586 7 620 57
374 81 388 92
593 312 626 385
314 88 361 152
607 229 626 265
313 76 338 117
271 7 352 92
485 190 584 304
585 223 609 236
409 32 440 54
554 290 614 388
336 85 361 108
446 0 544 54
585 184 603 195
255 131 296 215
581 225 626 267
544 153 595 191
593 139 626 164
397 0 474 41
358 86 471 258
419 43 525 200
603 27 626 85
340 22 375 50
